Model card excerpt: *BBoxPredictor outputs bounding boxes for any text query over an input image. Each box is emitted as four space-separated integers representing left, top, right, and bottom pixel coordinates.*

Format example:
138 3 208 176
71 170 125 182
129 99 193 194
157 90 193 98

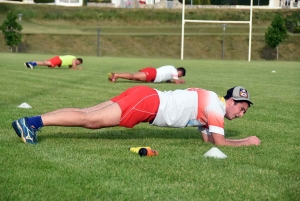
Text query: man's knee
80 114 100 129
82 119 101 129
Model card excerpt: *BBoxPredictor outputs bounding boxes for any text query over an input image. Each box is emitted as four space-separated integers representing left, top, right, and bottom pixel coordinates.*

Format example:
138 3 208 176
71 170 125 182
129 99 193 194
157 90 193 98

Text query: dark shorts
110 86 159 128
139 67 157 82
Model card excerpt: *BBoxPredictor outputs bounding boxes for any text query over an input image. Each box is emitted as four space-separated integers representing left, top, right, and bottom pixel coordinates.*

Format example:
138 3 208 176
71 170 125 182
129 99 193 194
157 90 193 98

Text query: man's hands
202 132 261 146
69 65 83 70
71 59 83 70
179 79 185 84
173 79 185 84
245 136 260 146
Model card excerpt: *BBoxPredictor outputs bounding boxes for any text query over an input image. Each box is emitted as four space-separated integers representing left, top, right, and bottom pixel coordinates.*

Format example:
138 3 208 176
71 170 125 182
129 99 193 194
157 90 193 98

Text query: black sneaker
24 62 33 69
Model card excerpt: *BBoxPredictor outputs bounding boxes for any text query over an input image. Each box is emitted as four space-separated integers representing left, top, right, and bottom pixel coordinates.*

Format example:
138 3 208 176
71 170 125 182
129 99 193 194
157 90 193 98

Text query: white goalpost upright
181 0 254 61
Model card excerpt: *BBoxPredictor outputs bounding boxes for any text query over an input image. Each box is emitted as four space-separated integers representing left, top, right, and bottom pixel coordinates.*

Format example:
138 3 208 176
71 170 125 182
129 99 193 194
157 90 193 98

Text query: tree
285 12 300 34
0 11 23 53
265 14 288 60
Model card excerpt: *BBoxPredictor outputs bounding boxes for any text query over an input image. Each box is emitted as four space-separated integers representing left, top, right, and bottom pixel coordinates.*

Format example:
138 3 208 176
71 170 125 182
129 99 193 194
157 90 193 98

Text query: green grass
0 53 299 200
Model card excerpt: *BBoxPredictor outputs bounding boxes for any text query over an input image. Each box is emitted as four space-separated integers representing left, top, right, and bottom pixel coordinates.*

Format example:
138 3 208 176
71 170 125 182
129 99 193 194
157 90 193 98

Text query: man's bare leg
11 101 121 144
43 101 113 115
41 102 122 129
113 72 146 82
35 61 52 67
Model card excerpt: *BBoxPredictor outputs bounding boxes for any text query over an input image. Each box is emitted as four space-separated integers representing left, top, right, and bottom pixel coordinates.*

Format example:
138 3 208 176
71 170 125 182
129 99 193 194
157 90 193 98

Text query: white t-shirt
151 88 226 135
154 65 179 83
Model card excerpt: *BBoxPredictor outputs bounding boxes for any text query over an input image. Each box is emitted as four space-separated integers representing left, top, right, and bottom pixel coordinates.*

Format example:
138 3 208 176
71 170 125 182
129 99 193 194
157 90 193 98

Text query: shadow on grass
37 126 241 142
224 129 240 138
34 67 69 70
108 80 149 84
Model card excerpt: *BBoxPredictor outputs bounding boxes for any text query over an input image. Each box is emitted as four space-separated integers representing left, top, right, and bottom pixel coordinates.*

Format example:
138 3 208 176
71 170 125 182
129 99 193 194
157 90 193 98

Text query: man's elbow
202 138 209 143
211 138 227 146
201 135 214 144
213 141 225 146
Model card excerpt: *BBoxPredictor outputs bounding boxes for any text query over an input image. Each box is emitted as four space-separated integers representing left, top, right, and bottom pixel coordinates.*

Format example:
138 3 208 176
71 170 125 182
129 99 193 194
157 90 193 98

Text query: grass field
0 53 299 200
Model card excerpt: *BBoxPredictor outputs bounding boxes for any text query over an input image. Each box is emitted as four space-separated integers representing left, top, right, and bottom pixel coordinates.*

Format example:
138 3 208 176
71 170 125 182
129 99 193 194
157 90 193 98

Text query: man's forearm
219 138 251 146
203 133 260 146
174 79 185 84
71 65 77 69
204 136 251 146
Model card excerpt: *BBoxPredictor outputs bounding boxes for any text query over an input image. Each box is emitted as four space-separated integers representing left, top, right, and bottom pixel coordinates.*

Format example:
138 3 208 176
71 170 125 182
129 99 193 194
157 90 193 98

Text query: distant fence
87 0 300 8
0 0 84 6
55 0 83 6
0 0 299 8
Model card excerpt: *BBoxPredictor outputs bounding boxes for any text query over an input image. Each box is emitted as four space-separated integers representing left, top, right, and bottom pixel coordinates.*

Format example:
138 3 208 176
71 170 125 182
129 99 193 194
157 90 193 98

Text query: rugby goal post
180 0 254 61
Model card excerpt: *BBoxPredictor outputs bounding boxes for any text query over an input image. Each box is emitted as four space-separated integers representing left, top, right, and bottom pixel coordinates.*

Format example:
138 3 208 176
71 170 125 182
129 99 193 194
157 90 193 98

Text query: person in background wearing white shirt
108 65 186 84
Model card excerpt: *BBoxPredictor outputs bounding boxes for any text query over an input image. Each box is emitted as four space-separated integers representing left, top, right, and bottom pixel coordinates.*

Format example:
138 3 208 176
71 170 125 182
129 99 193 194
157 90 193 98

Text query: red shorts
111 86 159 128
139 67 157 82
47 56 62 68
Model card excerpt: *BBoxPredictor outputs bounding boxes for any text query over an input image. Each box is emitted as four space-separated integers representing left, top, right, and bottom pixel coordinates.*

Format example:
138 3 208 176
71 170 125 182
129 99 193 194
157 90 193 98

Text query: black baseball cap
224 86 253 105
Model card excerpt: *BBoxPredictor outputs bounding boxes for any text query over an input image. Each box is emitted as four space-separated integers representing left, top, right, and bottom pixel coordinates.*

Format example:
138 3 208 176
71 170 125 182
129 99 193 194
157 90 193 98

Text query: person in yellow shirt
24 55 83 70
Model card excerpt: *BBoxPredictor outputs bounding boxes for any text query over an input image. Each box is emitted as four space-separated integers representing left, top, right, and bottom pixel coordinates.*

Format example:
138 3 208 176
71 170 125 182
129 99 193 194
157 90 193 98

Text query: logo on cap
239 88 248 98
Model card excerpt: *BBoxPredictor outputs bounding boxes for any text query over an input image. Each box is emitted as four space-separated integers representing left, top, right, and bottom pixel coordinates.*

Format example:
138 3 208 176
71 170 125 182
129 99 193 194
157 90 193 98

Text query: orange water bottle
138 147 158 157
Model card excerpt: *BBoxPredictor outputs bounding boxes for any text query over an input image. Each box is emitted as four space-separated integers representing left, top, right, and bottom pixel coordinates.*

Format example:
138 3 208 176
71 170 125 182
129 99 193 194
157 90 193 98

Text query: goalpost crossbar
181 0 253 61
184 20 250 24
